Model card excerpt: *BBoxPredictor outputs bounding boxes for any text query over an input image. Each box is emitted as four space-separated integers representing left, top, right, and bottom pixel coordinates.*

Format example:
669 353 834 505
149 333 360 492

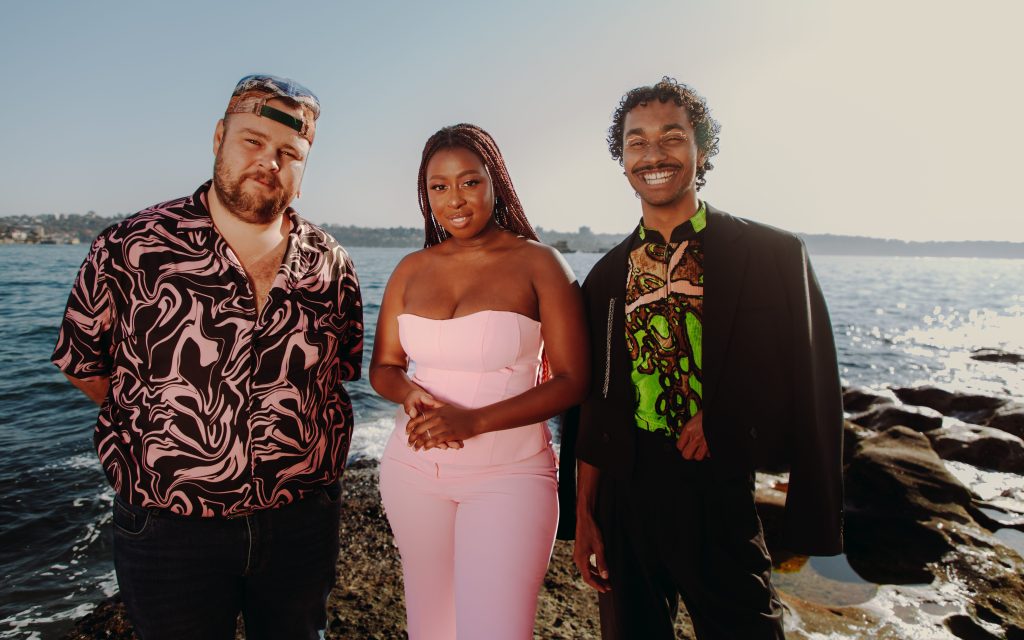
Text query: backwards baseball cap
225 74 320 142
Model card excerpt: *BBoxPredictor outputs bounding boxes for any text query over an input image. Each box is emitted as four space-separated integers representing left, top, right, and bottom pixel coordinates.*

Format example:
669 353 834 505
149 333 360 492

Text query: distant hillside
798 234 1024 259
2 213 1021 258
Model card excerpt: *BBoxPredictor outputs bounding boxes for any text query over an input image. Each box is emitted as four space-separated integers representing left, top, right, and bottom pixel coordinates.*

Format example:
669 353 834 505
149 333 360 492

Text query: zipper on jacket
603 297 616 398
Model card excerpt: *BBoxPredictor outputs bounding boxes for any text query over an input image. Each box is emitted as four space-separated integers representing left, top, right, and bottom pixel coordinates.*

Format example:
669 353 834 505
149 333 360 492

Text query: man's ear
213 118 226 155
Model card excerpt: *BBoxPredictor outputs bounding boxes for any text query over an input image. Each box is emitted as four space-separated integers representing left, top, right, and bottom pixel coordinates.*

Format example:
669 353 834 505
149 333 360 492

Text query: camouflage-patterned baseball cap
225 74 320 142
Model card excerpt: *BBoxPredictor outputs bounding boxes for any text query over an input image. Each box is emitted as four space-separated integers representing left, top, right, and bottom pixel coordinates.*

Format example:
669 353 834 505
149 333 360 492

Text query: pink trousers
380 438 559 640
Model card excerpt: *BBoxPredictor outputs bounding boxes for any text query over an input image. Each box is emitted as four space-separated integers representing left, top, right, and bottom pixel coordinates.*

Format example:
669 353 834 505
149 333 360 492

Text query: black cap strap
258 104 305 135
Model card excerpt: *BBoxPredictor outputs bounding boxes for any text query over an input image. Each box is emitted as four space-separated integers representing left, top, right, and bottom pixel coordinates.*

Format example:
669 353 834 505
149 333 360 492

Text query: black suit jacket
557 205 844 556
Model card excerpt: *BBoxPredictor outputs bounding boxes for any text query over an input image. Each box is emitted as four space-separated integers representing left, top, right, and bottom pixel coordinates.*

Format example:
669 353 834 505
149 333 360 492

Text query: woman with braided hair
370 123 589 638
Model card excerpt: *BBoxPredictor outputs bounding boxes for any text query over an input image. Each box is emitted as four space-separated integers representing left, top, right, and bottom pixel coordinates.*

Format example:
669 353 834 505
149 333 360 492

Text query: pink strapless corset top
387 310 553 465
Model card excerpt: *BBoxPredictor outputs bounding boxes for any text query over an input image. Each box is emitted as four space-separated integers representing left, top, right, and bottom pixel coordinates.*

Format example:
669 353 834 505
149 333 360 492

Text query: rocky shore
63 385 1024 639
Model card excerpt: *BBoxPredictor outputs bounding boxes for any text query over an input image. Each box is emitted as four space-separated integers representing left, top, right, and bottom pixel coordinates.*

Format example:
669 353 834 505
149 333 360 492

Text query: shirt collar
179 181 308 287
635 201 707 244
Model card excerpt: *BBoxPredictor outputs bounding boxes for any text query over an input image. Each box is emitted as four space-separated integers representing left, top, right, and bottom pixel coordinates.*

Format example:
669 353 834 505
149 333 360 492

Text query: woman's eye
464 179 479 187
430 184 447 191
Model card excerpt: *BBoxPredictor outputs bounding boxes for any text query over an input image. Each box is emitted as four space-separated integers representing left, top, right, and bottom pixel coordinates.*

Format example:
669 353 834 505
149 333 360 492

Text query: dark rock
893 386 1008 424
848 404 945 433
63 596 137 639
844 427 974 583
892 385 959 413
847 427 973 520
971 348 1024 364
842 386 896 413
946 613 1001 639
985 401 1024 440
842 420 871 465
926 422 1024 474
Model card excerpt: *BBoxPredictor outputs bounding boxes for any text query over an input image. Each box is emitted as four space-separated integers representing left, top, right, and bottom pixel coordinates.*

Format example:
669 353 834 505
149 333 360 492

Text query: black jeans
597 430 784 640
112 483 342 640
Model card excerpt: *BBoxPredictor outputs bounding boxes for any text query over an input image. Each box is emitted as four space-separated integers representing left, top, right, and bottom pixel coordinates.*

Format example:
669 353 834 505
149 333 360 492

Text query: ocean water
0 245 1021 638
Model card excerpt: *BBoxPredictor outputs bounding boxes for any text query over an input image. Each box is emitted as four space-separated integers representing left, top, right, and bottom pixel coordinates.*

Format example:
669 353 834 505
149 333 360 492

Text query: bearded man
52 74 363 640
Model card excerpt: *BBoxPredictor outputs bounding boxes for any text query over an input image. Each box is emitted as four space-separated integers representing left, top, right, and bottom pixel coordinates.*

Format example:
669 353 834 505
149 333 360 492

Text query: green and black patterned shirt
625 203 705 438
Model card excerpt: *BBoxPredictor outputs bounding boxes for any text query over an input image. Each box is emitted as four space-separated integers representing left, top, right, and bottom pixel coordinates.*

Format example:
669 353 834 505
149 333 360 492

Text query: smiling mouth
640 170 677 185
248 173 277 189
448 213 471 226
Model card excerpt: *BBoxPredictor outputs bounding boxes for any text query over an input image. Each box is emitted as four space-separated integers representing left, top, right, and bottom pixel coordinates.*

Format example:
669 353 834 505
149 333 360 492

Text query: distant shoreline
2 214 1022 259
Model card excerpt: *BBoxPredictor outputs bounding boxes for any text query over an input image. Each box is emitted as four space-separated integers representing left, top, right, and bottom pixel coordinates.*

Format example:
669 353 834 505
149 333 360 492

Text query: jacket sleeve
780 237 845 555
555 403 580 540
557 274 598 540
556 273 608 540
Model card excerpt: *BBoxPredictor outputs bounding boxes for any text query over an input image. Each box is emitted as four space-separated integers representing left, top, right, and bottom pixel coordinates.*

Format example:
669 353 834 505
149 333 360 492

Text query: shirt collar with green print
636 201 707 244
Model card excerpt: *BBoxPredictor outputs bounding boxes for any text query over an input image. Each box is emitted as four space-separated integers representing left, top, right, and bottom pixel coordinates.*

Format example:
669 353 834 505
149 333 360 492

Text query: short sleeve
51 233 116 379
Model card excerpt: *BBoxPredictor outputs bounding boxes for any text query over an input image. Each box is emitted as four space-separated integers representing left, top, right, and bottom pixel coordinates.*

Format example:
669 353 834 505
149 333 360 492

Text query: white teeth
643 170 676 185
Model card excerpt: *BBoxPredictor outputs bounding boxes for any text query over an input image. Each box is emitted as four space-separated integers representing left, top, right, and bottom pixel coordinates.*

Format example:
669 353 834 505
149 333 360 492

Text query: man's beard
212 156 291 224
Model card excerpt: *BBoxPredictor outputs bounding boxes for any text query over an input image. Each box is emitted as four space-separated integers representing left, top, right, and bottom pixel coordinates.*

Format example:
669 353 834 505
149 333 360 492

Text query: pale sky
1 0 1021 241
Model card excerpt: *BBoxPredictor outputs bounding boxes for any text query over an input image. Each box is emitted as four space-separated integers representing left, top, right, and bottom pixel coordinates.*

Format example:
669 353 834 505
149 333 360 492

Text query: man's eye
662 133 687 144
281 150 297 159
246 139 261 146
627 138 647 148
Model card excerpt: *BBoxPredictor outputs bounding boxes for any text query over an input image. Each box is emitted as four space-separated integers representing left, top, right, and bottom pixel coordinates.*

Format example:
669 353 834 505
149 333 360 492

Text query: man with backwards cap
52 74 363 639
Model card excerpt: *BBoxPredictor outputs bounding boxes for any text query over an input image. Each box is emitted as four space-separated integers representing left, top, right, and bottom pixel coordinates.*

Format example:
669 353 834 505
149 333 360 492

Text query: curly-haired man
559 77 844 639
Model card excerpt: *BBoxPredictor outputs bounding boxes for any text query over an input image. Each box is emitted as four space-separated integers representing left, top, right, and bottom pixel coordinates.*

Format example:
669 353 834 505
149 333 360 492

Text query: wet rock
945 613 1001 639
984 401 1024 440
848 404 945 433
971 348 1024 365
844 427 974 584
926 422 1024 474
63 596 137 639
847 427 974 522
842 386 896 413
892 385 960 413
893 386 1009 425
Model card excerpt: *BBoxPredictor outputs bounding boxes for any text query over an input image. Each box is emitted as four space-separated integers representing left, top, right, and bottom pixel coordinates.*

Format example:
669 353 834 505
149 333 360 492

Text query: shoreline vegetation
61 383 1024 640
2 213 1023 258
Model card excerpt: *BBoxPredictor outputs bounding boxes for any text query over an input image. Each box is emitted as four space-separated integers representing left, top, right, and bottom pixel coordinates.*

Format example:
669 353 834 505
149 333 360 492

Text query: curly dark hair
417 123 539 248
607 77 721 191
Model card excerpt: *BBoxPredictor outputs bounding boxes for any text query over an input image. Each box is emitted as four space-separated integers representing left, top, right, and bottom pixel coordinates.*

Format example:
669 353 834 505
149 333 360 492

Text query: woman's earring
494 197 506 227
430 212 447 241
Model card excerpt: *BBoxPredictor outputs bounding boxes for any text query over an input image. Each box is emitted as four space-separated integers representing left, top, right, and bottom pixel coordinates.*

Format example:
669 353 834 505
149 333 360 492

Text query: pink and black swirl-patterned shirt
52 182 363 517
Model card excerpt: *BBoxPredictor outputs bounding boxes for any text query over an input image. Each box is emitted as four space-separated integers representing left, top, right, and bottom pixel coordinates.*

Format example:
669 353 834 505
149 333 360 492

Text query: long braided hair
417 123 539 248
415 124 550 380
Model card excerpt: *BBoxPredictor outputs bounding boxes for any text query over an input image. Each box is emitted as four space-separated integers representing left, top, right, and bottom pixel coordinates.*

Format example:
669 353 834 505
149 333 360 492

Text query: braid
417 123 539 248
416 124 550 380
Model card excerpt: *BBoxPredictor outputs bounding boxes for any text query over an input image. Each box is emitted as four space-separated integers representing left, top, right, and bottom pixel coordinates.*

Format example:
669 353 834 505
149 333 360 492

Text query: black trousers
113 483 343 640
597 430 784 640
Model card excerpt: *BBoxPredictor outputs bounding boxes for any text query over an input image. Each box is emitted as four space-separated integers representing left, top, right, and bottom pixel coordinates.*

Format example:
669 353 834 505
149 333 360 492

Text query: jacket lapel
703 206 749 409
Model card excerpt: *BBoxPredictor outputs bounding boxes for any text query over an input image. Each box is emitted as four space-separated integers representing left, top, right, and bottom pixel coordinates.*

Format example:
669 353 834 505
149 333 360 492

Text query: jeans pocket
112 496 152 538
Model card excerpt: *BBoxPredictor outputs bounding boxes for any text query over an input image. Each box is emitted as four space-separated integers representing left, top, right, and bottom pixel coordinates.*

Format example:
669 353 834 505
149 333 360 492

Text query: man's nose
642 141 667 163
257 148 280 172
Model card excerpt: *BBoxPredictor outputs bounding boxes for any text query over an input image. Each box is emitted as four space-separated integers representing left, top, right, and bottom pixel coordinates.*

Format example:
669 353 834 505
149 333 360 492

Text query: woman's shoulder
388 247 436 283
513 237 576 282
